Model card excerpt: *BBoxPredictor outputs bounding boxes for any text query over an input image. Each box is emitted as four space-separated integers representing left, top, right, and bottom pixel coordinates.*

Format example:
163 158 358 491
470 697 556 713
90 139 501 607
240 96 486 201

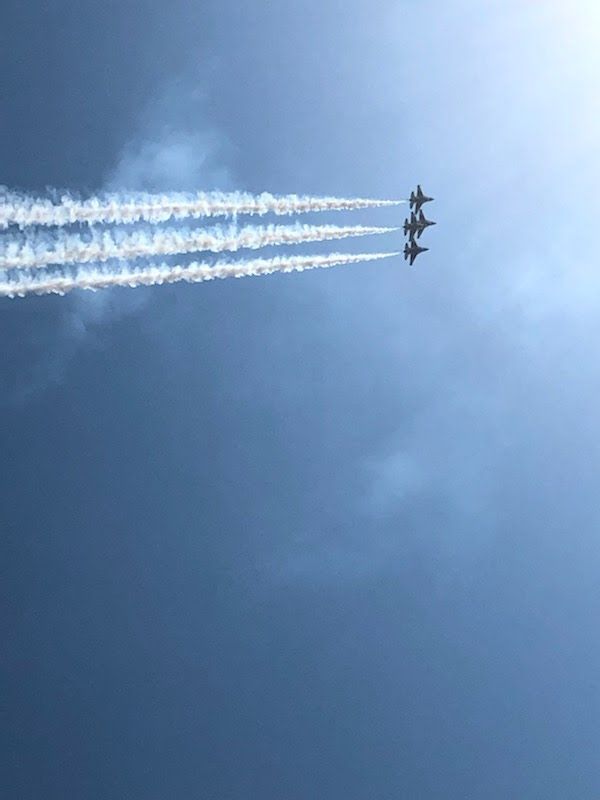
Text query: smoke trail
0 251 400 298
1 223 399 270
0 190 406 230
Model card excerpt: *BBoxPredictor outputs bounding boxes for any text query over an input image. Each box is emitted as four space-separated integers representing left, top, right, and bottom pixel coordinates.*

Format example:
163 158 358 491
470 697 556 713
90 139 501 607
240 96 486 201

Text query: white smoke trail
0 223 399 270
0 251 400 298
0 190 406 230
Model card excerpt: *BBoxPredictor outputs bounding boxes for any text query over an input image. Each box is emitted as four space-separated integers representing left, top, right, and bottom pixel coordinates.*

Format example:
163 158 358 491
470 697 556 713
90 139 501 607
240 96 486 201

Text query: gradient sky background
2 1 600 797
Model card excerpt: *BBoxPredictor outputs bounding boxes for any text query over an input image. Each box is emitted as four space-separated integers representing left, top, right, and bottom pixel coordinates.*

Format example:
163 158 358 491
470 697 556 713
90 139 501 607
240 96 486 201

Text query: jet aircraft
409 185 434 213
403 210 436 240
404 240 428 266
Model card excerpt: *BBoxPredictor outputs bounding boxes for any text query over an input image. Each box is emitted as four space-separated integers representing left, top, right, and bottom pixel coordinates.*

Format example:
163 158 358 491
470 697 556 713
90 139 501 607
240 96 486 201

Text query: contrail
0 251 400 298
0 223 399 270
0 190 406 230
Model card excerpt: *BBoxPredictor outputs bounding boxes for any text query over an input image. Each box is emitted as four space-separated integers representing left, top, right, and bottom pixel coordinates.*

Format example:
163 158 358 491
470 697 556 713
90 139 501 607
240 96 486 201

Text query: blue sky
2 1 600 797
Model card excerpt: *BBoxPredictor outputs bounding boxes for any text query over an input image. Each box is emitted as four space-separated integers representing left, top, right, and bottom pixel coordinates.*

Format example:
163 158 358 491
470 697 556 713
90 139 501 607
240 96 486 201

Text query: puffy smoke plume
0 251 400 298
0 223 399 270
0 190 406 230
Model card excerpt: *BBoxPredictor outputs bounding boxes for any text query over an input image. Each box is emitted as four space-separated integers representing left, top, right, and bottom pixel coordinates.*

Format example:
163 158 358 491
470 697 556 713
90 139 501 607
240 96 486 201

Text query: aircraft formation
403 185 435 266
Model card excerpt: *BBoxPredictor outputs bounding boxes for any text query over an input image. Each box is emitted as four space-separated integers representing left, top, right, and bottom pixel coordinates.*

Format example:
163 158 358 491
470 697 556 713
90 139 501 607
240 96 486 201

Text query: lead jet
404 240 429 266
403 210 436 240
409 185 434 213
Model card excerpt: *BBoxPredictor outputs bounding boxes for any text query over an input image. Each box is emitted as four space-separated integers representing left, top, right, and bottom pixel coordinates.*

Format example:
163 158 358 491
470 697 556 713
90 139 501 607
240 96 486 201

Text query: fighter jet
404 240 429 266
403 210 436 240
409 185 434 213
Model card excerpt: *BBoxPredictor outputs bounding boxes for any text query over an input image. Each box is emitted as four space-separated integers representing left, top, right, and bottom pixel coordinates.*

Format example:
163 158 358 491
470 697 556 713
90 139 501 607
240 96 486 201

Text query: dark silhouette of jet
403 210 437 240
409 185 434 213
404 240 429 266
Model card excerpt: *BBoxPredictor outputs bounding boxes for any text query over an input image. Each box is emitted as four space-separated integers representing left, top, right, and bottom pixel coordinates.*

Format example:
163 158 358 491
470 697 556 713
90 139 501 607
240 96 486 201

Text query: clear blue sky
2 1 600 797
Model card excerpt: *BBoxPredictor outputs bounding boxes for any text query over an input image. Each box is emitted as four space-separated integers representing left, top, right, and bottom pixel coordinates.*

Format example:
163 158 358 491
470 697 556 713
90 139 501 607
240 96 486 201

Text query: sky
2 0 600 797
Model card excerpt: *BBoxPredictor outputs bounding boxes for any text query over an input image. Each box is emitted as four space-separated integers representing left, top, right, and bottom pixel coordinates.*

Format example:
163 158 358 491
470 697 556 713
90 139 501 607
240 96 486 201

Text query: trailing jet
403 210 436 240
409 185 434 213
404 240 428 266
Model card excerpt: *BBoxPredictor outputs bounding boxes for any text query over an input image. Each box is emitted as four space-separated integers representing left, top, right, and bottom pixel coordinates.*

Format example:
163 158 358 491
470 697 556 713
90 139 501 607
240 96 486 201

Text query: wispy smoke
1 223 398 270
0 81 237 401
0 251 400 298
0 191 406 230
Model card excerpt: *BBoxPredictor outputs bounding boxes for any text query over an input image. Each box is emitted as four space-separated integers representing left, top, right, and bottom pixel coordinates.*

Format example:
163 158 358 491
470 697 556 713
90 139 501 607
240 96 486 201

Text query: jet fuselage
409 185 434 214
